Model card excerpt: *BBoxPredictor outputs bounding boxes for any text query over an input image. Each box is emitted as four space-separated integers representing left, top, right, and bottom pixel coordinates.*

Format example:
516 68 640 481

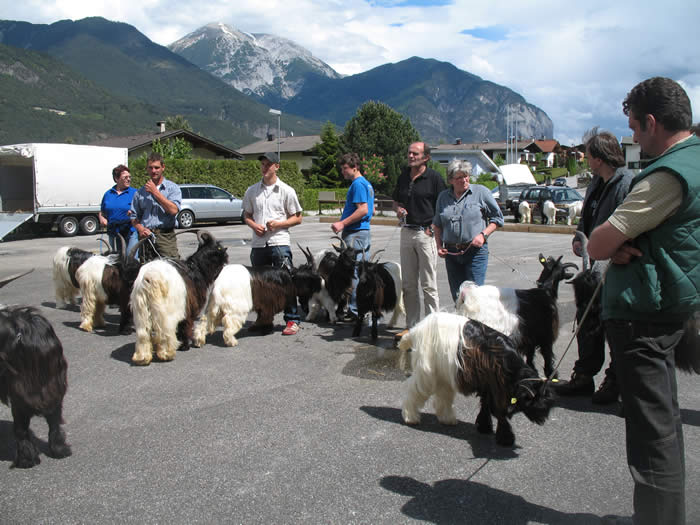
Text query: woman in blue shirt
99 164 138 255
432 159 503 302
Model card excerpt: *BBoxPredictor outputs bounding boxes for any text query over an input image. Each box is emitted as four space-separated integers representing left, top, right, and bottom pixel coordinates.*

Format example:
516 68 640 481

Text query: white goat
567 201 583 225
542 199 557 225
305 249 339 323
518 201 531 224
75 254 117 332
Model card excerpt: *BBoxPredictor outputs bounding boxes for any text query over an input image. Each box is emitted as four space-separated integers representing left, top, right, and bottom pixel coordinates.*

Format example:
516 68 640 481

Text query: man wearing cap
131 152 182 260
242 152 304 336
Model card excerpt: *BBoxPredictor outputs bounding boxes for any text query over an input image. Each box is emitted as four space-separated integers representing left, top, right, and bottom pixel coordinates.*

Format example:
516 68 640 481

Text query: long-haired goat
193 263 299 346
567 201 583 226
52 240 110 307
542 199 557 225
0 270 72 468
130 230 228 365
518 201 531 224
399 312 555 447
456 254 578 378
75 235 148 333
353 250 404 339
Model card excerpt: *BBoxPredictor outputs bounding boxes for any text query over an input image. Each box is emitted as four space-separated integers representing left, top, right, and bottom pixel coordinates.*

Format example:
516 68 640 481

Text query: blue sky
2 0 699 146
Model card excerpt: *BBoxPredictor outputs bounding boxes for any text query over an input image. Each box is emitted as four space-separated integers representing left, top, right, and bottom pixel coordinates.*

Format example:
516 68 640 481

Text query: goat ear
538 254 546 265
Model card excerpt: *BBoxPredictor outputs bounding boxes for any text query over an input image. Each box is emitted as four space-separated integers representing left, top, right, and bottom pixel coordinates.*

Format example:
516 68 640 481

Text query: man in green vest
589 77 699 525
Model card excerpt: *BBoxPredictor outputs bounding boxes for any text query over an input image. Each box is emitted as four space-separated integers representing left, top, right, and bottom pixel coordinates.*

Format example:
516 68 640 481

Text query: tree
151 136 193 160
165 115 192 131
341 101 420 193
308 121 343 188
493 154 505 167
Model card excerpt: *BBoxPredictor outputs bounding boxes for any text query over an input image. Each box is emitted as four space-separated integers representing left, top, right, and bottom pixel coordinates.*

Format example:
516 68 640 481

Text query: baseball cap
258 152 280 164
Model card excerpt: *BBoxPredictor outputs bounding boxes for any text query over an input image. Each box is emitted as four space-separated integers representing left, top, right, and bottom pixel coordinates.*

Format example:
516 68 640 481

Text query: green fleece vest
602 135 700 322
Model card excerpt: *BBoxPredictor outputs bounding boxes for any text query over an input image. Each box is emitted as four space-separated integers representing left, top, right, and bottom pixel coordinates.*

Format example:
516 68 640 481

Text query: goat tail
52 246 76 307
676 313 700 374
76 256 109 332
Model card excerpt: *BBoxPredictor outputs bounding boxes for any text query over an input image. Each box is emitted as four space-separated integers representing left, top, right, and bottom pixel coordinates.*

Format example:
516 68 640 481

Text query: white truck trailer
0 143 129 240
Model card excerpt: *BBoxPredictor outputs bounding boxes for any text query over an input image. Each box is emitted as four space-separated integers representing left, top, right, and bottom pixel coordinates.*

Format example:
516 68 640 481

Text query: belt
403 223 431 230
444 243 471 251
152 227 174 234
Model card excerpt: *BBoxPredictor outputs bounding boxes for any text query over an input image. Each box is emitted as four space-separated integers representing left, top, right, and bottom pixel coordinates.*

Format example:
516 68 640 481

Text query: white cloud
2 0 700 141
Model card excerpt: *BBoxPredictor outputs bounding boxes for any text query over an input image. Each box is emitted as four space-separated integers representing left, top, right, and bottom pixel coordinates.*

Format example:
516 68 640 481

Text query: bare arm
144 180 179 216
588 220 642 265
331 202 368 233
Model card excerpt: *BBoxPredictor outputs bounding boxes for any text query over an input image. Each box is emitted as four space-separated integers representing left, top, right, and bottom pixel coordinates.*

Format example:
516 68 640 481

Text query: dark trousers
606 319 686 525
573 307 616 382
141 230 180 261
250 245 300 323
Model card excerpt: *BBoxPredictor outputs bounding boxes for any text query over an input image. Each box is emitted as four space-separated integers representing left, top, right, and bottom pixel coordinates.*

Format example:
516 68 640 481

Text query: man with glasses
392 142 447 340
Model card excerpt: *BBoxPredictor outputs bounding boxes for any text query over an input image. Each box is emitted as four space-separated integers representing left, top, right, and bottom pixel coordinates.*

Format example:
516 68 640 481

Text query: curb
317 216 577 234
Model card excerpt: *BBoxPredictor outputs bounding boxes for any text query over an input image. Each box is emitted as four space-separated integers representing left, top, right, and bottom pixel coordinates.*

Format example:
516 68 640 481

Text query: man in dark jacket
555 128 633 403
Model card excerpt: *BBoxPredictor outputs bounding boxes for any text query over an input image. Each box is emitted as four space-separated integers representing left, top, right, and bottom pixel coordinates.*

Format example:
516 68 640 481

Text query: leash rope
546 263 610 382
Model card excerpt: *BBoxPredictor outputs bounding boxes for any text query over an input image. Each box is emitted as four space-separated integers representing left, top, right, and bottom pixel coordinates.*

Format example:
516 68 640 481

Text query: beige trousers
399 227 440 327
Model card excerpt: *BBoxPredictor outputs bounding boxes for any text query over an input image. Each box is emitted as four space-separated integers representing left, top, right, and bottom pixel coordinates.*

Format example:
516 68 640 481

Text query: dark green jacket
602 135 700 322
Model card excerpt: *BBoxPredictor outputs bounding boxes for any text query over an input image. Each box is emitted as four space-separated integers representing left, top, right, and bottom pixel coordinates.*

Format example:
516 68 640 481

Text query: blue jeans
444 244 489 302
250 245 300 323
107 229 138 257
342 229 370 316
605 319 686 525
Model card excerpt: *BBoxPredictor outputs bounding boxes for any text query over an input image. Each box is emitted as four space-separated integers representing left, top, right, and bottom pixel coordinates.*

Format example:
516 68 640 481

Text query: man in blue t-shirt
331 152 375 321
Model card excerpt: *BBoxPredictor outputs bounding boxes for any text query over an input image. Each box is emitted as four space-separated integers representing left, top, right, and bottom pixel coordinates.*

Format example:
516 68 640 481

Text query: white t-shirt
242 178 303 248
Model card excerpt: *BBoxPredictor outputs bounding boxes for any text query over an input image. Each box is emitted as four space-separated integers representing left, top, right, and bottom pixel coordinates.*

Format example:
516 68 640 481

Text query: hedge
128 158 305 201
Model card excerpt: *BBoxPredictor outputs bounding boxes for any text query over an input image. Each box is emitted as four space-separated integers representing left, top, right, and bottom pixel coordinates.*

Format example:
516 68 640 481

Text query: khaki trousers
399 227 439 327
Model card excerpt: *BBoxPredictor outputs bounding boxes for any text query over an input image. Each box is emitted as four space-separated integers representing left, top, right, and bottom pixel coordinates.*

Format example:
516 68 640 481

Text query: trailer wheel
79 215 99 235
59 216 79 237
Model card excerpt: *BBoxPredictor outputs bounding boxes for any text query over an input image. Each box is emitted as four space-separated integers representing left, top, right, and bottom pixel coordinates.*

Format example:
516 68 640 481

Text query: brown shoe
394 328 410 342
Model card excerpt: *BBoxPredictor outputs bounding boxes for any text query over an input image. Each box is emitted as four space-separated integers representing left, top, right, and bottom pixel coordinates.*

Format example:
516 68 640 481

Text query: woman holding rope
432 158 503 302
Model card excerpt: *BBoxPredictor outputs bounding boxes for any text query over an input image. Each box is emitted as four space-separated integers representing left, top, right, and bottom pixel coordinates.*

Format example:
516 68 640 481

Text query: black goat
0 271 71 468
457 254 578 378
399 313 555 447
353 250 404 339
130 230 228 365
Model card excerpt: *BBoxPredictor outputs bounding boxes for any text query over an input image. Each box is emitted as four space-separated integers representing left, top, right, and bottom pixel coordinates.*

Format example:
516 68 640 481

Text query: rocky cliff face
169 23 341 107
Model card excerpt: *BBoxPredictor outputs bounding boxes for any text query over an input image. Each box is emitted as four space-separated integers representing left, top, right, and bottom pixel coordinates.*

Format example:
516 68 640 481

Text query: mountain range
0 17 553 149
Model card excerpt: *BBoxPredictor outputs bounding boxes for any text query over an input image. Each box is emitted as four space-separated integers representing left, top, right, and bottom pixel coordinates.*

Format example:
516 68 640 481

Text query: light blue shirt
433 184 503 244
130 178 182 230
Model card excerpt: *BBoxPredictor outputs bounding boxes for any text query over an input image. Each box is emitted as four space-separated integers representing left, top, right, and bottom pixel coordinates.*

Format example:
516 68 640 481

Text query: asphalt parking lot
1 217 698 524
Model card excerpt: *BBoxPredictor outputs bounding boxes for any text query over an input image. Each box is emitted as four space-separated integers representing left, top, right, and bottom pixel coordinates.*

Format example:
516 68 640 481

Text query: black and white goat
52 240 110 307
193 263 300 346
0 270 72 468
305 237 360 323
353 250 404 339
456 254 578 378
75 235 148 333
130 230 228 365
399 312 555 447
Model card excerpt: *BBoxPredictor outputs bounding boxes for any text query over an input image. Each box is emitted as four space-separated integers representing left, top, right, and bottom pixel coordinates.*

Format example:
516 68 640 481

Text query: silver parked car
178 184 244 228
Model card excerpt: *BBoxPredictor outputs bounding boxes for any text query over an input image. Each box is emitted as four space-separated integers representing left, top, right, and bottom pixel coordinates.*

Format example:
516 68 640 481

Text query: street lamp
269 108 281 160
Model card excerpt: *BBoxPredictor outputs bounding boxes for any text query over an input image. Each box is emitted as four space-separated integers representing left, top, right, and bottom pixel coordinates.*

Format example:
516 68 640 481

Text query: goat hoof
495 427 515 447
13 442 41 469
49 442 72 459
475 414 493 435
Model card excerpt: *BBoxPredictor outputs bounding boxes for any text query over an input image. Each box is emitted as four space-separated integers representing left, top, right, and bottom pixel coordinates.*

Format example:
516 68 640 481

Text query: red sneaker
282 321 299 336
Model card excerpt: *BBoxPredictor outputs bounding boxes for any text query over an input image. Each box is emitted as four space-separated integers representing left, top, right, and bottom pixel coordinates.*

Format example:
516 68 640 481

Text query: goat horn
98 237 110 253
128 238 151 261
0 268 34 289
330 235 347 249
573 231 590 272
174 229 207 244
561 262 579 272
369 249 385 263
297 243 315 267
116 233 127 261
